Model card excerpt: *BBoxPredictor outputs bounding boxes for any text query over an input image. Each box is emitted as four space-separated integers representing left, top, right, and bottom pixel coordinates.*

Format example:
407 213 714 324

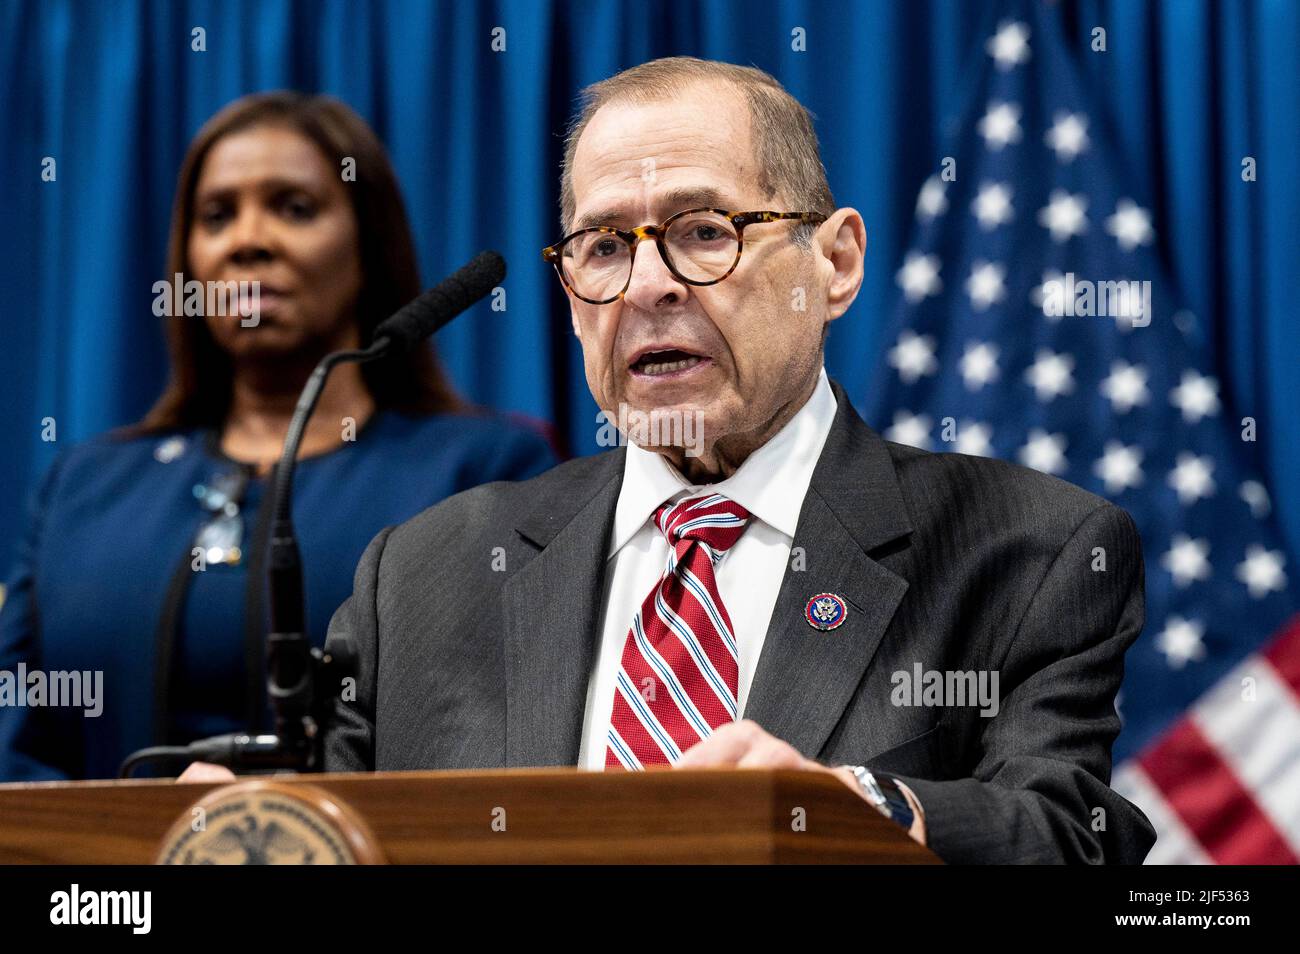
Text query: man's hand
674 719 927 846
176 761 237 783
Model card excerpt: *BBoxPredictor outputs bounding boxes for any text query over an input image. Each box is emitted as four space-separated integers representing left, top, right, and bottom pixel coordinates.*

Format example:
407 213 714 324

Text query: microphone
370 249 505 355
119 252 505 779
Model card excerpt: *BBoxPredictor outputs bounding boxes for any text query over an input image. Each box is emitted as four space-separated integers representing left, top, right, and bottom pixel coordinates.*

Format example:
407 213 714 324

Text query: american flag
866 7 1299 863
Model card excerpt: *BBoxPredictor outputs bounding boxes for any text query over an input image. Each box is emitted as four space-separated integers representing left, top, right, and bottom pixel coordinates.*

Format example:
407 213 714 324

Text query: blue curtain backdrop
1 0 1297 565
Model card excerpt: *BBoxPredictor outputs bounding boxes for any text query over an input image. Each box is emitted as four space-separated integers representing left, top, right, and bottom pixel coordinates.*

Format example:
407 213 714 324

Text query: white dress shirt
576 368 839 770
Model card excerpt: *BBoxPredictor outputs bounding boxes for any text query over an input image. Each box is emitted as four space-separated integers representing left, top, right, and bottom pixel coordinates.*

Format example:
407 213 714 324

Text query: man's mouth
629 348 711 378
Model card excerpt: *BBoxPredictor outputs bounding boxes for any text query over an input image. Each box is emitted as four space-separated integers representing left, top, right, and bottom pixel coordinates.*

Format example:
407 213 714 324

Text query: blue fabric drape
1 0 1296 565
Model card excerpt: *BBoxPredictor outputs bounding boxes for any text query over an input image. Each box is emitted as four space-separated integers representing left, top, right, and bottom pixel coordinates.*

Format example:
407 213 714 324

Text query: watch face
849 767 886 806
868 772 914 827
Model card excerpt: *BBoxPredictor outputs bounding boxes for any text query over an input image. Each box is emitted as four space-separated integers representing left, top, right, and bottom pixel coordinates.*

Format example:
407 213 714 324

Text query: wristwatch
843 765 915 831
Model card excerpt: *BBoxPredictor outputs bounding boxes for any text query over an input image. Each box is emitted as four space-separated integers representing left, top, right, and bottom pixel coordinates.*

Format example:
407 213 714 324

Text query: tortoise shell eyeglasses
542 208 828 305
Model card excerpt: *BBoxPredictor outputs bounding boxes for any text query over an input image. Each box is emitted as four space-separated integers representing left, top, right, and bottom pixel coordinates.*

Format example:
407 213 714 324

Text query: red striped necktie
605 493 753 770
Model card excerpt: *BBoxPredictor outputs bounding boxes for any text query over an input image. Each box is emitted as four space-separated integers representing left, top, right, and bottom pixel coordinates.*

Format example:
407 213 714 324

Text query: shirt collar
609 367 838 556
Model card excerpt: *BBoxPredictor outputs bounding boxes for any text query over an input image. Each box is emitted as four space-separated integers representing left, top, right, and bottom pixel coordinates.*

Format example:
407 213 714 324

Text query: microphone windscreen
374 250 506 353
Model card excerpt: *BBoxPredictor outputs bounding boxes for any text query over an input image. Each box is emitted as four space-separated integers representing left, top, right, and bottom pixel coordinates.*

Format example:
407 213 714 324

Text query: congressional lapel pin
805 593 848 632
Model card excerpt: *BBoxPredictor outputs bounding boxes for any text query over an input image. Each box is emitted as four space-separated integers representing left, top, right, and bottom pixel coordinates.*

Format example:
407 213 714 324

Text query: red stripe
618 615 722 751
1261 613 1300 701
672 551 739 680
649 597 736 727
660 498 748 547
608 689 671 767
1139 718 1299 864
646 602 734 727
606 492 750 769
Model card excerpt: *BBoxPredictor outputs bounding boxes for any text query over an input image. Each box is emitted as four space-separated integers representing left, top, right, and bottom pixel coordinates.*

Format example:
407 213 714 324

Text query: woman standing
0 93 557 780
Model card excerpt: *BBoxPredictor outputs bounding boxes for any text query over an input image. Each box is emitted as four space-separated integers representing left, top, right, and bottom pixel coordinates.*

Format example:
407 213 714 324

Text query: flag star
1169 369 1221 423
1162 534 1212 587
1167 452 1217 505
1044 112 1090 162
1156 616 1206 669
1240 480 1272 519
960 341 1000 390
955 421 994 457
986 20 1031 70
916 175 949 222
977 101 1023 151
1099 360 1149 413
888 330 939 384
1107 277 1149 332
1037 189 1089 242
896 252 943 302
1018 428 1068 475
1236 545 1287 598
1032 269 1066 321
1105 198 1155 251
885 411 933 450
965 260 1006 311
1024 348 1076 401
971 181 1015 230
1093 440 1144 494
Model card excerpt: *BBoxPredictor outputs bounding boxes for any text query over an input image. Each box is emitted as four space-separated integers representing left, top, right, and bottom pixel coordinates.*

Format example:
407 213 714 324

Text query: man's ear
817 208 866 322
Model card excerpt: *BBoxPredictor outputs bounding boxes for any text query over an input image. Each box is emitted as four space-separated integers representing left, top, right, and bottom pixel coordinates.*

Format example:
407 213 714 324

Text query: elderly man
190 57 1155 864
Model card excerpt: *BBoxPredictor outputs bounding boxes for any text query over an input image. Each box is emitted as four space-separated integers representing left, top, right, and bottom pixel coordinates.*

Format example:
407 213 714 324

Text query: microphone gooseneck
120 251 506 778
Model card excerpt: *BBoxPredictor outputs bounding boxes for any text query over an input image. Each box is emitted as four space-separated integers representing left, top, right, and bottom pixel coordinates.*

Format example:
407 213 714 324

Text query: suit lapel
501 381 912 766
503 452 624 767
743 382 914 758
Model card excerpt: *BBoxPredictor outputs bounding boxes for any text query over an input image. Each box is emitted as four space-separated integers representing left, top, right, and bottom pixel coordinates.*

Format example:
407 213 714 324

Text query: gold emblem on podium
157 781 383 865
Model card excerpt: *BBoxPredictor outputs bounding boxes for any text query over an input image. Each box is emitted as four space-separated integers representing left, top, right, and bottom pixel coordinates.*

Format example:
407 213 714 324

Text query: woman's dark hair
136 91 461 433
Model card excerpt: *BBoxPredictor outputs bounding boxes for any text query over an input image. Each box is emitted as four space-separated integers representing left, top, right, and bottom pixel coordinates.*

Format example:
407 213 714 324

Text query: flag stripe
1261 614 1300 697
1139 719 1299 864
1190 651 1300 853
1111 763 1212 864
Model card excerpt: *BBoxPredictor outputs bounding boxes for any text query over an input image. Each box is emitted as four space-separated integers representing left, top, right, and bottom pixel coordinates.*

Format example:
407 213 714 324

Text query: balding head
560 57 835 238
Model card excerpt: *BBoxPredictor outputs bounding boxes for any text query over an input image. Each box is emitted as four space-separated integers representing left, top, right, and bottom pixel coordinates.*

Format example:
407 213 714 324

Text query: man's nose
622 237 687 311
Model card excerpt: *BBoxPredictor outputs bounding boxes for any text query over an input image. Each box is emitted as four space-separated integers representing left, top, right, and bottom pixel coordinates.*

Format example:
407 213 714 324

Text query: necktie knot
654 493 751 556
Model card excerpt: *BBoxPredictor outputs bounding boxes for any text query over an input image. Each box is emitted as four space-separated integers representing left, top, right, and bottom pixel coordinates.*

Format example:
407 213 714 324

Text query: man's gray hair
559 57 836 239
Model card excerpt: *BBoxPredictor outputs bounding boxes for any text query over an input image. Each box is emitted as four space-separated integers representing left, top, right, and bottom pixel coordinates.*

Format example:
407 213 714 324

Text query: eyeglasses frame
541 207 829 305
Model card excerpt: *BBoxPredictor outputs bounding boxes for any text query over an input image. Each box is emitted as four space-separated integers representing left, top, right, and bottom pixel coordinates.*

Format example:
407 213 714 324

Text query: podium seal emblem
157 780 383 865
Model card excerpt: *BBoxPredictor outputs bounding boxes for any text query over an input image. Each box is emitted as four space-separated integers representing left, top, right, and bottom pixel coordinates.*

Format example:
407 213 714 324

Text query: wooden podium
0 767 940 864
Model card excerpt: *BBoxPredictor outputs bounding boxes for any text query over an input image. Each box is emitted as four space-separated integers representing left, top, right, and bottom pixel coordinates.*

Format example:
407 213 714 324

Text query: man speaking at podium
197 58 1155 864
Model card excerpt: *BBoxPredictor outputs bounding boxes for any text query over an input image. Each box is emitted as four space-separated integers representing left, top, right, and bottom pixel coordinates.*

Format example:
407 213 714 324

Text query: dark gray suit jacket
323 380 1156 864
